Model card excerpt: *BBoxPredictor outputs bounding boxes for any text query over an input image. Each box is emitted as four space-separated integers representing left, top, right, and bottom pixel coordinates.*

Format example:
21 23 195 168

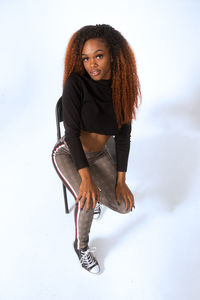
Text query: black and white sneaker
74 242 100 274
93 202 102 220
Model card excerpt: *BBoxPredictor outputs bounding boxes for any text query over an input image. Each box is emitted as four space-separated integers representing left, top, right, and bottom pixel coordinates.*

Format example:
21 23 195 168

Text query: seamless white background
0 0 200 299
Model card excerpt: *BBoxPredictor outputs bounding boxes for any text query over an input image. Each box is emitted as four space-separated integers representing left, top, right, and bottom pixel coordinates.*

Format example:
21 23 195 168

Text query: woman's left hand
116 182 135 210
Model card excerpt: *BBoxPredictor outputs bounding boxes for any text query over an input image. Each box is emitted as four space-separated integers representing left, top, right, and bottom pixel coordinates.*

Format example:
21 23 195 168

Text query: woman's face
81 38 112 81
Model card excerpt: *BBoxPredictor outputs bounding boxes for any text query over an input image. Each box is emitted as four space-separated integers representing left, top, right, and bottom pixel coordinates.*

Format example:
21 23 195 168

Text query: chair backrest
55 97 63 140
55 96 69 213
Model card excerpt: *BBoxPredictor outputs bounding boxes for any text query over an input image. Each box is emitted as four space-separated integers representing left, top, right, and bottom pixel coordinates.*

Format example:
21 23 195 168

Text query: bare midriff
80 129 111 152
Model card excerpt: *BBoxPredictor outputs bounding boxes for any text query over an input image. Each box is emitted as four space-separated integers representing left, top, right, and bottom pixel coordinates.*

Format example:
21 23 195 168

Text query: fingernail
80 207 83 211
117 202 120 206
133 205 135 209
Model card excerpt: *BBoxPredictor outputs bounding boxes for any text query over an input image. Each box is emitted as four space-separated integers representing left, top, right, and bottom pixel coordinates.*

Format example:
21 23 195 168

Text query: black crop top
62 73 132 172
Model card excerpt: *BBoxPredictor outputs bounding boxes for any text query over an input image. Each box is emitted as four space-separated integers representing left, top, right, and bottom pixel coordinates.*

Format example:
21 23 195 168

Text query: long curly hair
63 24 142 128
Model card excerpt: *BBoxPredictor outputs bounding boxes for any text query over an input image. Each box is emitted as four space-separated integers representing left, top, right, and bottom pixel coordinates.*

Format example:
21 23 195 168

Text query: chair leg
62 183 69 213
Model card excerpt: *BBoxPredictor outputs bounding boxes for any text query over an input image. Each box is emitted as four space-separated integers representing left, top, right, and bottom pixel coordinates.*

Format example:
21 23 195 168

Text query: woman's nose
90 58 98 67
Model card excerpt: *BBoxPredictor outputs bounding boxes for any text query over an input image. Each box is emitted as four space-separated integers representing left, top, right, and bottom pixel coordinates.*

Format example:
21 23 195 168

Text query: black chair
55 96 116 214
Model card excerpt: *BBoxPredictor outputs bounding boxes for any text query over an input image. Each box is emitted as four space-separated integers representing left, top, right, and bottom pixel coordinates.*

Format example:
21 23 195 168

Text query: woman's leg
89 148 131 214
52 139 130 249
52 138 94 250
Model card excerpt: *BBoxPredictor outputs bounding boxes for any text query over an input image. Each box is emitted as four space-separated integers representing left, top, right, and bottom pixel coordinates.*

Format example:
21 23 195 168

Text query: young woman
52 24 141 274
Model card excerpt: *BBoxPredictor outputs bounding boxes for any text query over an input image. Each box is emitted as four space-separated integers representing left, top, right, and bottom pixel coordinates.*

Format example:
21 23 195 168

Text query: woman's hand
76 177 100 211
116 181 135 210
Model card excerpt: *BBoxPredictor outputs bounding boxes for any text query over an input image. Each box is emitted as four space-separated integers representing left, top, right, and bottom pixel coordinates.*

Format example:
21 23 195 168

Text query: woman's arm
76 167 100 211
115 124 135 210
62 74 89 170
62 74 99 210
116 171 135 210
114 123 131 172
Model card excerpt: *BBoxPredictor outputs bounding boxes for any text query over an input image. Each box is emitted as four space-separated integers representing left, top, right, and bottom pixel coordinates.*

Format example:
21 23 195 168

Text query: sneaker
74 242 100 274
93 202 102 220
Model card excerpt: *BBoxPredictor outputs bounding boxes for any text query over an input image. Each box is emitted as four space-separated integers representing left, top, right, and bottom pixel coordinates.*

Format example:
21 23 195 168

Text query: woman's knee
116 201 131 214
102 196 130 214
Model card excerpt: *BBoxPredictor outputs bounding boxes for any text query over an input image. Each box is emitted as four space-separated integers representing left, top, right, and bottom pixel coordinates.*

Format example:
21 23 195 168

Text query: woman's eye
82 54 103 62
96 54 103 59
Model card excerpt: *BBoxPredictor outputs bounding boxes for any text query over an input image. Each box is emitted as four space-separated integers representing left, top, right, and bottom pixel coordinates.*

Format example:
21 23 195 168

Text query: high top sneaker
74 242 100 274
93 202 102 220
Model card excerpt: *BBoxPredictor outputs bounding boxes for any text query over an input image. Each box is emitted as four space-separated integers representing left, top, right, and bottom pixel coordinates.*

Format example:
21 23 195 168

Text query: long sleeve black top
62 73 132 172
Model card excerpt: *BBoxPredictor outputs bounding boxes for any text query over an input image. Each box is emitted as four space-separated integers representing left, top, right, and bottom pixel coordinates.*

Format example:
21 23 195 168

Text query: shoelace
80 247 97 268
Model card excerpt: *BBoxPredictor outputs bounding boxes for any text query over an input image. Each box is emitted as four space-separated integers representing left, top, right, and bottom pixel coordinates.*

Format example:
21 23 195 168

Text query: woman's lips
90 70 101 76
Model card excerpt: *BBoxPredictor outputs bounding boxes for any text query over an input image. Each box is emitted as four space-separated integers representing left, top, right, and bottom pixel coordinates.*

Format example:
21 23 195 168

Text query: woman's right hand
76 169 100 210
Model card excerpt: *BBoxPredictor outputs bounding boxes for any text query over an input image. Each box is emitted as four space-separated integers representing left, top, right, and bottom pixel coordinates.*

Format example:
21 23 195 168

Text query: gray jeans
52 136 129 250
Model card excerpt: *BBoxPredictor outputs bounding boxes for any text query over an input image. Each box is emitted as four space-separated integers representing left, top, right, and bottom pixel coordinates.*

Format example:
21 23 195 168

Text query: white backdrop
0 0 200 299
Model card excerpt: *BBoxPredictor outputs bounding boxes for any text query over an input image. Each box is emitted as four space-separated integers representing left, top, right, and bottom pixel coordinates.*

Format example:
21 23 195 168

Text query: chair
55 96 116 214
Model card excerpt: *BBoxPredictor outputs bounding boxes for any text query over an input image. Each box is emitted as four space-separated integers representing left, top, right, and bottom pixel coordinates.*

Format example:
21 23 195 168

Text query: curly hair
63 24 142 128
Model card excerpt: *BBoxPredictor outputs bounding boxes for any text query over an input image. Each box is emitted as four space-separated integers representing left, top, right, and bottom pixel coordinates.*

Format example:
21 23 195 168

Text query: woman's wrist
78 167 92 182
117 171 126 184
